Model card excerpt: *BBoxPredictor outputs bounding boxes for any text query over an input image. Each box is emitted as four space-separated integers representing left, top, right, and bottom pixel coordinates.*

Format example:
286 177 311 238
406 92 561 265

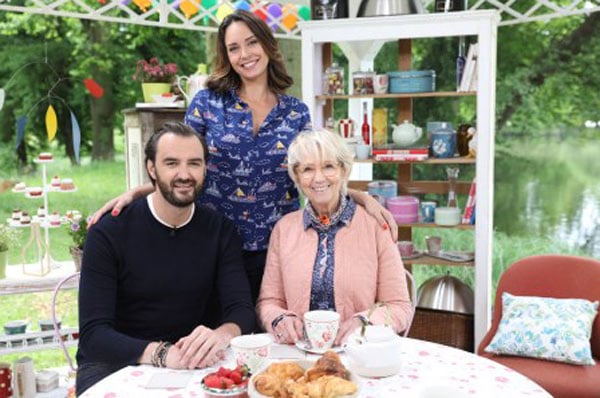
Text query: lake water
494 138 600 258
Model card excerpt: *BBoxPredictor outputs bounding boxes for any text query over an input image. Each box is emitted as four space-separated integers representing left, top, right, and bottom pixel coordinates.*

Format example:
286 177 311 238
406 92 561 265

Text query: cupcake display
60 178 75 191
49 212 61 226
20 212 31 225
38 152 53 161
51 175 60 187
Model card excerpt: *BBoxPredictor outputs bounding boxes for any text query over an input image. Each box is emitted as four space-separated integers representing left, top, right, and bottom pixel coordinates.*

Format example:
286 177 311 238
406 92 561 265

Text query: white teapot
392 120 423 147
344 324 403 377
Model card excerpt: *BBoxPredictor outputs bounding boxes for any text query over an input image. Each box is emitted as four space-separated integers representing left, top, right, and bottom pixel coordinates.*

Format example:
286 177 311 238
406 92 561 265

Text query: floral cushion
485 292 599 365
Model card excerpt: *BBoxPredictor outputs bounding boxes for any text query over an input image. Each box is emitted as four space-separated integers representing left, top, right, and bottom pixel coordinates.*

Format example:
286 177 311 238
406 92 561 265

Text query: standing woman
90 10 395 305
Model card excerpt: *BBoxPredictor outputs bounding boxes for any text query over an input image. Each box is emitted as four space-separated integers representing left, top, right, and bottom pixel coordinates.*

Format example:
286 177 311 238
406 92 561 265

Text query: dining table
81 335 552 397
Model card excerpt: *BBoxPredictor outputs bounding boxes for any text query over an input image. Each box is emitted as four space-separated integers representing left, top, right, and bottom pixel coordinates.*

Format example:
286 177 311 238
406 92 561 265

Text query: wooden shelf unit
299 10 499 348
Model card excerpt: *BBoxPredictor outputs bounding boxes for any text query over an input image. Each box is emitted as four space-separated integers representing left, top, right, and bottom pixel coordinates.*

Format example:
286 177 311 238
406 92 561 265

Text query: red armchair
477 254 600 398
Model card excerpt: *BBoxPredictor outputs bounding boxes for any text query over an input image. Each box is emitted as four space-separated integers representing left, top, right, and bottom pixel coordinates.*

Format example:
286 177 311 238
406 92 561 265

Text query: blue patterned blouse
303 196 356 311
185 89 312 251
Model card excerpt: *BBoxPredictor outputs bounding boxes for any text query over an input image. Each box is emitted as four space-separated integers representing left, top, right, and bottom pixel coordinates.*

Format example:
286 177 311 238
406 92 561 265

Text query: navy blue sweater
76 198 255 367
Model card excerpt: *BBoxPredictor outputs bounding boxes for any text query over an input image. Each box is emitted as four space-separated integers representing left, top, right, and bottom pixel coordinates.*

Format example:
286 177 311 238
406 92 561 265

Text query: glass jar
446 167 460 207
323 63 344 95
352 71 375 94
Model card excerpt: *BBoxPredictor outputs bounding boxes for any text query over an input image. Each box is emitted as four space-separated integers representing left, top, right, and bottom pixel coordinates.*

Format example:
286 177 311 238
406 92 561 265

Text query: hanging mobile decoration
83 78 104 98
15 116 27 150
46 105 58 141
70 111 82 164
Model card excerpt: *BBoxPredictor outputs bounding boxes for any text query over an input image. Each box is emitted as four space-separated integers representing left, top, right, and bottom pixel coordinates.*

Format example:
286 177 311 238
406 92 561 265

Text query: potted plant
0 223 21 279
133 57 178 103
66 215 89 272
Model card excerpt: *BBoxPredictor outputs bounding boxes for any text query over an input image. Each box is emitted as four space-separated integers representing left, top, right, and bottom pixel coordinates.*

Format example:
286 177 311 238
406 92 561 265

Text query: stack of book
372 147 429 162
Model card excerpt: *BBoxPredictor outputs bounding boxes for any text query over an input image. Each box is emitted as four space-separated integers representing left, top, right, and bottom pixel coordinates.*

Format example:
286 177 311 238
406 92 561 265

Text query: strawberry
161 92 174 97
216 366 231 378
220 377 234 389
235 364 249 377
203 374 221 389
229 370 243 384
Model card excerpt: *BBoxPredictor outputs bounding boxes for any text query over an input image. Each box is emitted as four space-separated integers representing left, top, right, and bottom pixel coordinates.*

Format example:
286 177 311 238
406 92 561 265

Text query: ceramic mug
421 201 437 223
397 241 415 257
0 362 13 398
304 310 340 350
373 74 389 94
337 118 356 139
355 144 370 160
426 236 442 255
13 357 35 398
230 334 271 374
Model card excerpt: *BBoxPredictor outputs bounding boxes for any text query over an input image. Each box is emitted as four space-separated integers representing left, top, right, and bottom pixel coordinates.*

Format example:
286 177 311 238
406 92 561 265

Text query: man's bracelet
271 313 297 330
151 341 172 368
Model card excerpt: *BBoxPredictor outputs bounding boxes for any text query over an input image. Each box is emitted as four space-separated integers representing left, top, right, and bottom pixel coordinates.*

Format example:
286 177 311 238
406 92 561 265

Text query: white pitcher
176 63 208 104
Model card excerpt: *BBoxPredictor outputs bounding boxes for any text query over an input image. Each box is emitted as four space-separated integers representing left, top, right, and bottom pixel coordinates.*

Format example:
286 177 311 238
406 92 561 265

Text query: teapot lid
363 325 396 342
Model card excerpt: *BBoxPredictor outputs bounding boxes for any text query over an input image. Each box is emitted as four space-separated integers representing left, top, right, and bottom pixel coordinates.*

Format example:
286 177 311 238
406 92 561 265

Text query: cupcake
39 152 53 161
20 212 31 225
12 208 22 221
49 212 61 226
37 206 47 218
51 175 60 187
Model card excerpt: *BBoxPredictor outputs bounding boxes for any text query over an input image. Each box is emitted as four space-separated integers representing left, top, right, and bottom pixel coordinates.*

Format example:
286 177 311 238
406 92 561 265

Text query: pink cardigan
256 205 412 334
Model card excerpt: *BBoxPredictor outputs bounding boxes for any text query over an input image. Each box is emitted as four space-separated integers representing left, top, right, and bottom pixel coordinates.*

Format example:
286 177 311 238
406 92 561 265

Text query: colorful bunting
216 3 234 22
46 105 58 141
281 4 298 30
266 3 282 32
83 78 104 98
298 5 310 21
16 116 27 150
252 3 268 21
70 110 81 164
134 0 152 12
179 0 199 18
234 0 251 12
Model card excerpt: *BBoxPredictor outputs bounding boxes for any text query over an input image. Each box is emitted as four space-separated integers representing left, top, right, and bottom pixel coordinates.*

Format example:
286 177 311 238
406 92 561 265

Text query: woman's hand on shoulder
88 183 153 228
349 189 398 241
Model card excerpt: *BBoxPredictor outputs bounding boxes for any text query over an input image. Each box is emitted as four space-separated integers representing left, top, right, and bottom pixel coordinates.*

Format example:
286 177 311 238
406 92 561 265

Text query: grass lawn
1 157 126 369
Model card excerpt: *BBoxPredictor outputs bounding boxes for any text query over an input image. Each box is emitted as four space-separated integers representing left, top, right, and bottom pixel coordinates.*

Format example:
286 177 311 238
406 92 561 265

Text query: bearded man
76 122 254 395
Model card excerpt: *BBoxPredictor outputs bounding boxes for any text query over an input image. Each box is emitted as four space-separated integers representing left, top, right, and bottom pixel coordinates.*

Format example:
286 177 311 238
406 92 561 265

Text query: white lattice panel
0 0 598 37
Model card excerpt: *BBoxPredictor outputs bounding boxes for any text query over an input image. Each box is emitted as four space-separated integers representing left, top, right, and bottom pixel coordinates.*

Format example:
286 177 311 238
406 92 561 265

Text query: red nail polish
111 209 120 216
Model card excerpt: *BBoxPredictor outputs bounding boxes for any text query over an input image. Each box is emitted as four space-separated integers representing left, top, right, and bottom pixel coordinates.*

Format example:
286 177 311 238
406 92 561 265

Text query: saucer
294 340 344 355
401 250 423 260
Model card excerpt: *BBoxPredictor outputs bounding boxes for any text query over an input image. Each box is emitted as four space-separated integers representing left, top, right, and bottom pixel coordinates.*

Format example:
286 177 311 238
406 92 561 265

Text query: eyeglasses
296 162 341 180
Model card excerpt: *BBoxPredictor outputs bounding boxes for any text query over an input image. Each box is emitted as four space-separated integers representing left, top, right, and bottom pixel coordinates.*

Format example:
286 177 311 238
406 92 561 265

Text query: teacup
397 241 414 257
426 236 442 255
304 310 340 350
230 334 271 374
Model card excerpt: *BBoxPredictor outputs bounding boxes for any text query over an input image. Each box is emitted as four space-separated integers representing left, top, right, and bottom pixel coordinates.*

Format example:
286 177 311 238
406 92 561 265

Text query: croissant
305 351 350 382
307 375 357 398
254 373 287 398
267 361 306 381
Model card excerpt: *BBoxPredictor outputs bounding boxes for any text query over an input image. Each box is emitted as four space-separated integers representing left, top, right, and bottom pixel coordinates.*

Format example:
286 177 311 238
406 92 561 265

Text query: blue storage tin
388 70 436 93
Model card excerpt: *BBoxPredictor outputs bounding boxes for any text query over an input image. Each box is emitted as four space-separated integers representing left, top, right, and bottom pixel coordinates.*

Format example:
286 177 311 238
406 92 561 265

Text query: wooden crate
407 307 474 352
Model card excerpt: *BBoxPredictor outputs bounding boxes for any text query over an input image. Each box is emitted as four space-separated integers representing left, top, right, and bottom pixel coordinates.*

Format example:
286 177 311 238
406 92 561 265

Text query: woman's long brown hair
206 10 293 94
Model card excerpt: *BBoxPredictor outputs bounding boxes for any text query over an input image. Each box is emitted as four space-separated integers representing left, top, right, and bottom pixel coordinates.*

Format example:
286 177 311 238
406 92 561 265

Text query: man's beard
156 175 203 208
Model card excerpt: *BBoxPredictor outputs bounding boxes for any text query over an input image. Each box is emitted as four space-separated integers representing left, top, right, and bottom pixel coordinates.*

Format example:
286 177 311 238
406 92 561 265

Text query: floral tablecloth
82 336 551 398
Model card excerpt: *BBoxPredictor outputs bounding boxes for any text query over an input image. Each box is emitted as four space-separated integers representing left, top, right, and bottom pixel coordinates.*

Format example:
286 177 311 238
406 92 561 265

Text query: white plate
248 359 359 398
294 340 344 355
11 188 26 193
135 102 185 109
426 251 474 263
56 187 78 193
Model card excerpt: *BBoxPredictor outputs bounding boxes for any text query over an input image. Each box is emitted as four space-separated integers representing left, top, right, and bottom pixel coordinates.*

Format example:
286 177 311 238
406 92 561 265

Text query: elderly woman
256 130 412 346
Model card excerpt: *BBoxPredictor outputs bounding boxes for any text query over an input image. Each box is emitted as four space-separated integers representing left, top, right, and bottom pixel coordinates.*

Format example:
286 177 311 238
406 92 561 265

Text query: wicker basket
407 307 474 352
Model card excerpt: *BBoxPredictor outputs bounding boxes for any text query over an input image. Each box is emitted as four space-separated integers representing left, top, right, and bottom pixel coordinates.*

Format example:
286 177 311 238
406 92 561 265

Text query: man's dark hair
144 122 208 184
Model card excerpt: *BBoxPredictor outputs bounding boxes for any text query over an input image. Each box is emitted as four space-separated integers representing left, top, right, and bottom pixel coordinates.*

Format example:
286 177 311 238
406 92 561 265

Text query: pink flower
133 58 178 83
